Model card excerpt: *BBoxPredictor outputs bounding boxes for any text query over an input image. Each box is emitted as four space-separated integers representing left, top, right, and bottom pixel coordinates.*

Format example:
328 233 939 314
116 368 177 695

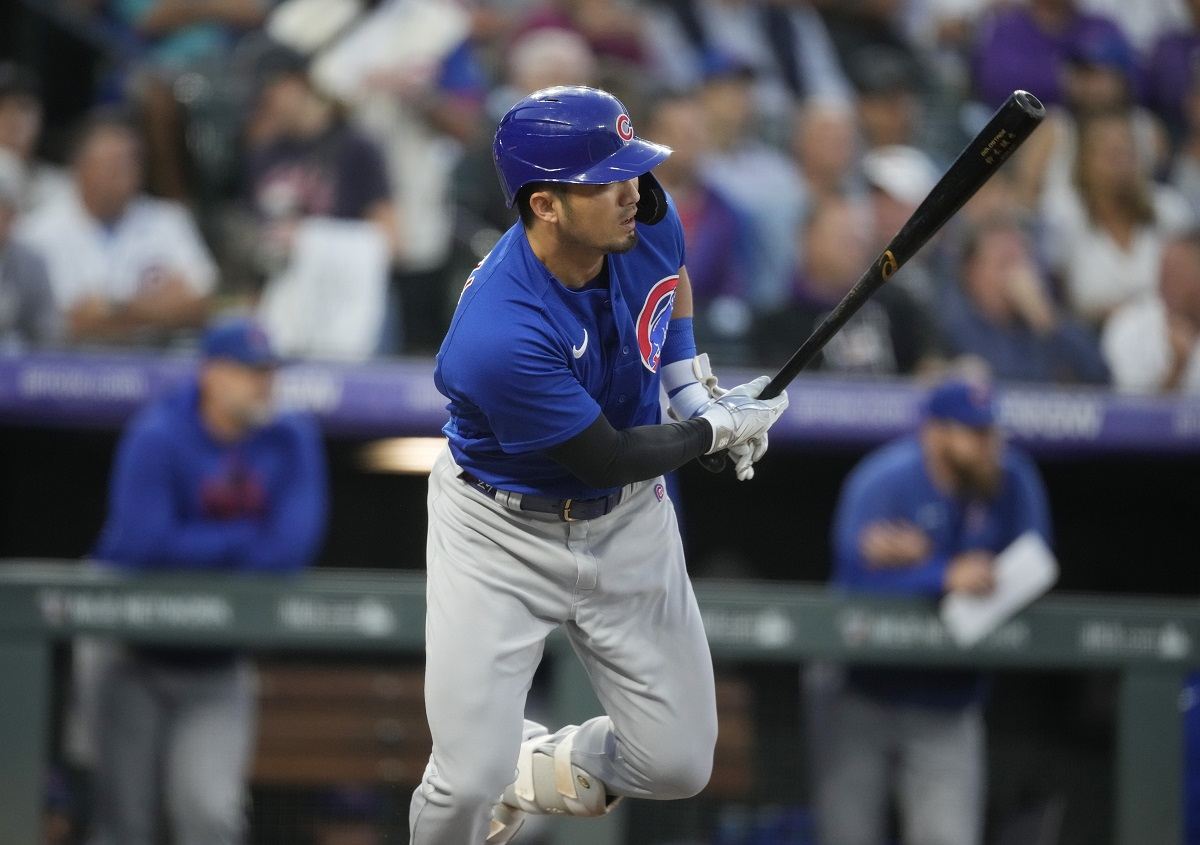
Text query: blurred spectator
811 376 1051 845
489 27 597 122
940 217 1110 385
699 54 806 309
819 0 927 96
1145 0 1200 140
645 89 749 361
904 0 993 52
863 144 946 305
1080 0 1191 54
236 43 400 360
754 196 943 375
1173 69 1200 219
459 27 598 238
972 0 1131 109
1102 231 1200 392
242 45 398 265
790 98 862 205
1043 109 1194 325
87 317 327 845
1013 22 1167 210
0 152 59 349
309 0 488 352
644 0 852 134
17 110 216 345
0 62 70 213
107 0 267 199
847 46 924 151
515 0 647 69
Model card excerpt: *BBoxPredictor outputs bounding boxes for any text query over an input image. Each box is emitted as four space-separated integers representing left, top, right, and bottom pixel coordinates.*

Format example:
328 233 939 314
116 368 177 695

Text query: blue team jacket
94 379 327 573
832 434 1051 707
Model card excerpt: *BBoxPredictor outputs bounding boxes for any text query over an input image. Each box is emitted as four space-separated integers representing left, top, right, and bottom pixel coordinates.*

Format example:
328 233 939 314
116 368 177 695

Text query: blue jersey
435 197 687 499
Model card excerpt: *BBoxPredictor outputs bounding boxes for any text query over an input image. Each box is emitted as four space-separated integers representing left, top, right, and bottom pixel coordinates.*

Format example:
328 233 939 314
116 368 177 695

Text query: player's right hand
943 551 996 595
697 376 789 457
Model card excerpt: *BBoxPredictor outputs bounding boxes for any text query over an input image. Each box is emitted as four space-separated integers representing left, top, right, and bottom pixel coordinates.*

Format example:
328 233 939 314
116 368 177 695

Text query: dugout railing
0 561 1193 845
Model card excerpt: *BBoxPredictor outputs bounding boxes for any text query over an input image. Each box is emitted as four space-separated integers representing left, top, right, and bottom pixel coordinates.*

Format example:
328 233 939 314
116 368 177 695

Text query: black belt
458 471 622 522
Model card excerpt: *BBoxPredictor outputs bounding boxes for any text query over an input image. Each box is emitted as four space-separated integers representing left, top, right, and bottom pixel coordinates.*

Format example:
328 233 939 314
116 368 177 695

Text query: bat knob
698 452 728 474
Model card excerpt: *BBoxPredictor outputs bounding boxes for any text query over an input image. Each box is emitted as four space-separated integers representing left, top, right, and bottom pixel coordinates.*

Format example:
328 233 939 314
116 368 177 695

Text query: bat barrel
1013 90 1046 118
699 89 1046 471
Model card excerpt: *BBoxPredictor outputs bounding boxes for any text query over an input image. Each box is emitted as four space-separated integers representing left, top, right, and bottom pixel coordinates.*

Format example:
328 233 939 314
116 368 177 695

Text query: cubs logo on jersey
636 275 679 372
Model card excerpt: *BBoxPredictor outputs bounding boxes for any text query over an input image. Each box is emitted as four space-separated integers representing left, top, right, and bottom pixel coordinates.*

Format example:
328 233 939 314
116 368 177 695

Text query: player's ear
528 188 561 225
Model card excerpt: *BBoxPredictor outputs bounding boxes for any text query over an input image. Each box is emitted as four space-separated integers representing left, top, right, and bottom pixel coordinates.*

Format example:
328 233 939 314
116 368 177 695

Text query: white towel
259 218 389 361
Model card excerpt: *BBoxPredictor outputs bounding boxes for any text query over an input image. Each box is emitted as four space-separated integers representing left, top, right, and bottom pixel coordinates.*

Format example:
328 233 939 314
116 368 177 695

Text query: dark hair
958 214 1028 270
68 106 140 163
1073 107 1155 226
0 62 40 104
516 182 564 227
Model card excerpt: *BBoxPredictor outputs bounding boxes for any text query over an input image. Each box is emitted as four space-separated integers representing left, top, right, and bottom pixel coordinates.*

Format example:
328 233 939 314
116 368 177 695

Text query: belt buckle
560 498 577 522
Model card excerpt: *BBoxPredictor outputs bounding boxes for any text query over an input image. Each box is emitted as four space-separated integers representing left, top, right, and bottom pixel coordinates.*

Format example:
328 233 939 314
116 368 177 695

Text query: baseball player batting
409 86 789 843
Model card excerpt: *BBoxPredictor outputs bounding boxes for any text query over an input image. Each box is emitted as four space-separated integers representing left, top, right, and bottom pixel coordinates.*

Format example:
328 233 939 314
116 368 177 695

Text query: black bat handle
699 89 1045 474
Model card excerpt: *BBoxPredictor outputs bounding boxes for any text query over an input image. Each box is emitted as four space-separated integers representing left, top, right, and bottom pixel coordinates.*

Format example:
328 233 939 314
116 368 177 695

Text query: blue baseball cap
924 378 996 428
700 50 757 83
1066 25 1136 81
201 317 280 368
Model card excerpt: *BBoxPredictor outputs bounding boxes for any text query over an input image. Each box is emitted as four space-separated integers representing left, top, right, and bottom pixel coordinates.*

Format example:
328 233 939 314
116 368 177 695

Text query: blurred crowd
2 0 1200 393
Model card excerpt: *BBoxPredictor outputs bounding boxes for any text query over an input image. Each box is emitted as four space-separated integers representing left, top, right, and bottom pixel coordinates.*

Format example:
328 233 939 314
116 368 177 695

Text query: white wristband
661 359 709 419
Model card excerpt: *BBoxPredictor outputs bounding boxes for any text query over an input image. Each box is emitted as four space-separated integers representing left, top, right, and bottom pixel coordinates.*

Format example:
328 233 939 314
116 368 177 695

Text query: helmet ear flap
634 172 667 225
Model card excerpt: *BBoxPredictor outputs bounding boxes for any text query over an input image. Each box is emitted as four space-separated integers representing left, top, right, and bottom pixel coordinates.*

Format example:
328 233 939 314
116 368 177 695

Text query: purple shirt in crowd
1146 27 1200 135
972 7 1131 108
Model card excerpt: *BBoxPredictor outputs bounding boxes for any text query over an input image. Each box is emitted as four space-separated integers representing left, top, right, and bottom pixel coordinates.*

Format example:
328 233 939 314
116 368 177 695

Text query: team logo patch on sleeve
636 275 679 372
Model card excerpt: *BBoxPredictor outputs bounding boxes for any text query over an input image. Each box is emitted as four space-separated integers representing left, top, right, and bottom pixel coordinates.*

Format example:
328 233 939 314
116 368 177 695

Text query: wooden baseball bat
700 89 1046 473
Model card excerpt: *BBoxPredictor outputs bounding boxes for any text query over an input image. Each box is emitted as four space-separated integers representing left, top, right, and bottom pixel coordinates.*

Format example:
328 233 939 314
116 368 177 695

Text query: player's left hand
663 354 774 479
729 433 767 481
683 354 769 480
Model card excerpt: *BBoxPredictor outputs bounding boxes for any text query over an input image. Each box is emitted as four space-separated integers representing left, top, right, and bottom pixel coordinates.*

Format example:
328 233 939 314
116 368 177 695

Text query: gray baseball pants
409 447 717 843
86 650 257 845
809 672 985 845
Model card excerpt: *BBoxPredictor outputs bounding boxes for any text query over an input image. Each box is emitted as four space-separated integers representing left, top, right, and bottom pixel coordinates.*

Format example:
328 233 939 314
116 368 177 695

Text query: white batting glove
697 376 788 456
731 433 768 481
663 355 774 480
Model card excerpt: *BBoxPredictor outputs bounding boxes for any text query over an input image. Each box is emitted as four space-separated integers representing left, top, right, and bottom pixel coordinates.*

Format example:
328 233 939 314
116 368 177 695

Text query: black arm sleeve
545 413 712 489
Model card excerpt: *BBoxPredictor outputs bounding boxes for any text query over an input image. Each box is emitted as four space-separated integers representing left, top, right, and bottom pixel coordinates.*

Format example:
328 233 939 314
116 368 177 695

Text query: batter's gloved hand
663 355 770 481
697 376 788 460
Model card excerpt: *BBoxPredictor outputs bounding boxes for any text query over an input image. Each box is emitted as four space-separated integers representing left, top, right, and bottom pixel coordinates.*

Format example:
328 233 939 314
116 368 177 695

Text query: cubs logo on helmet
636 275 679 372
616 113 634 141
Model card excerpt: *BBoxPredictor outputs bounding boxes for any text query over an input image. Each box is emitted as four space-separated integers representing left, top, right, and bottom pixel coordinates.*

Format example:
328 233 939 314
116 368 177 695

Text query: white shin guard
488 726 621 842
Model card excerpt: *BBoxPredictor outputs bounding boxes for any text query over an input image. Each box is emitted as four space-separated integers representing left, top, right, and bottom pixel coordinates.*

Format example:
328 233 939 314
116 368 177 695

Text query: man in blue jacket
87 317 327 845
812 377 1050 845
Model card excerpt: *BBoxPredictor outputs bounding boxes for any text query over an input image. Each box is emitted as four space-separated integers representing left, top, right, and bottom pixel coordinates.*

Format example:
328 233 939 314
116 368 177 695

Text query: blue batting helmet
493 86 671 224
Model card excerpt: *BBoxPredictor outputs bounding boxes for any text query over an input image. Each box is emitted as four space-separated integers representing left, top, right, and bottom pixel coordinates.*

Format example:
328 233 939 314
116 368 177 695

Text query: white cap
862 145 938 206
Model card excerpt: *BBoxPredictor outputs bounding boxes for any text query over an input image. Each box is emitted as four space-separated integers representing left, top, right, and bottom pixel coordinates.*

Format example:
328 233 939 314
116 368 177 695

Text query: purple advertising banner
1 352 1198 455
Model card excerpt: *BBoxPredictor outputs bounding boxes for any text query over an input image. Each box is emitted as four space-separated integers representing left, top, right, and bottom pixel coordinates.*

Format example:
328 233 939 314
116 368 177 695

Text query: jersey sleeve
832 454 951 596
443 317 602 454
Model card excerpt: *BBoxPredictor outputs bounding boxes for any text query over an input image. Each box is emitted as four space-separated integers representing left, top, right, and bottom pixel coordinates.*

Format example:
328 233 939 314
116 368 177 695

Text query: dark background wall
4 423 1197 596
